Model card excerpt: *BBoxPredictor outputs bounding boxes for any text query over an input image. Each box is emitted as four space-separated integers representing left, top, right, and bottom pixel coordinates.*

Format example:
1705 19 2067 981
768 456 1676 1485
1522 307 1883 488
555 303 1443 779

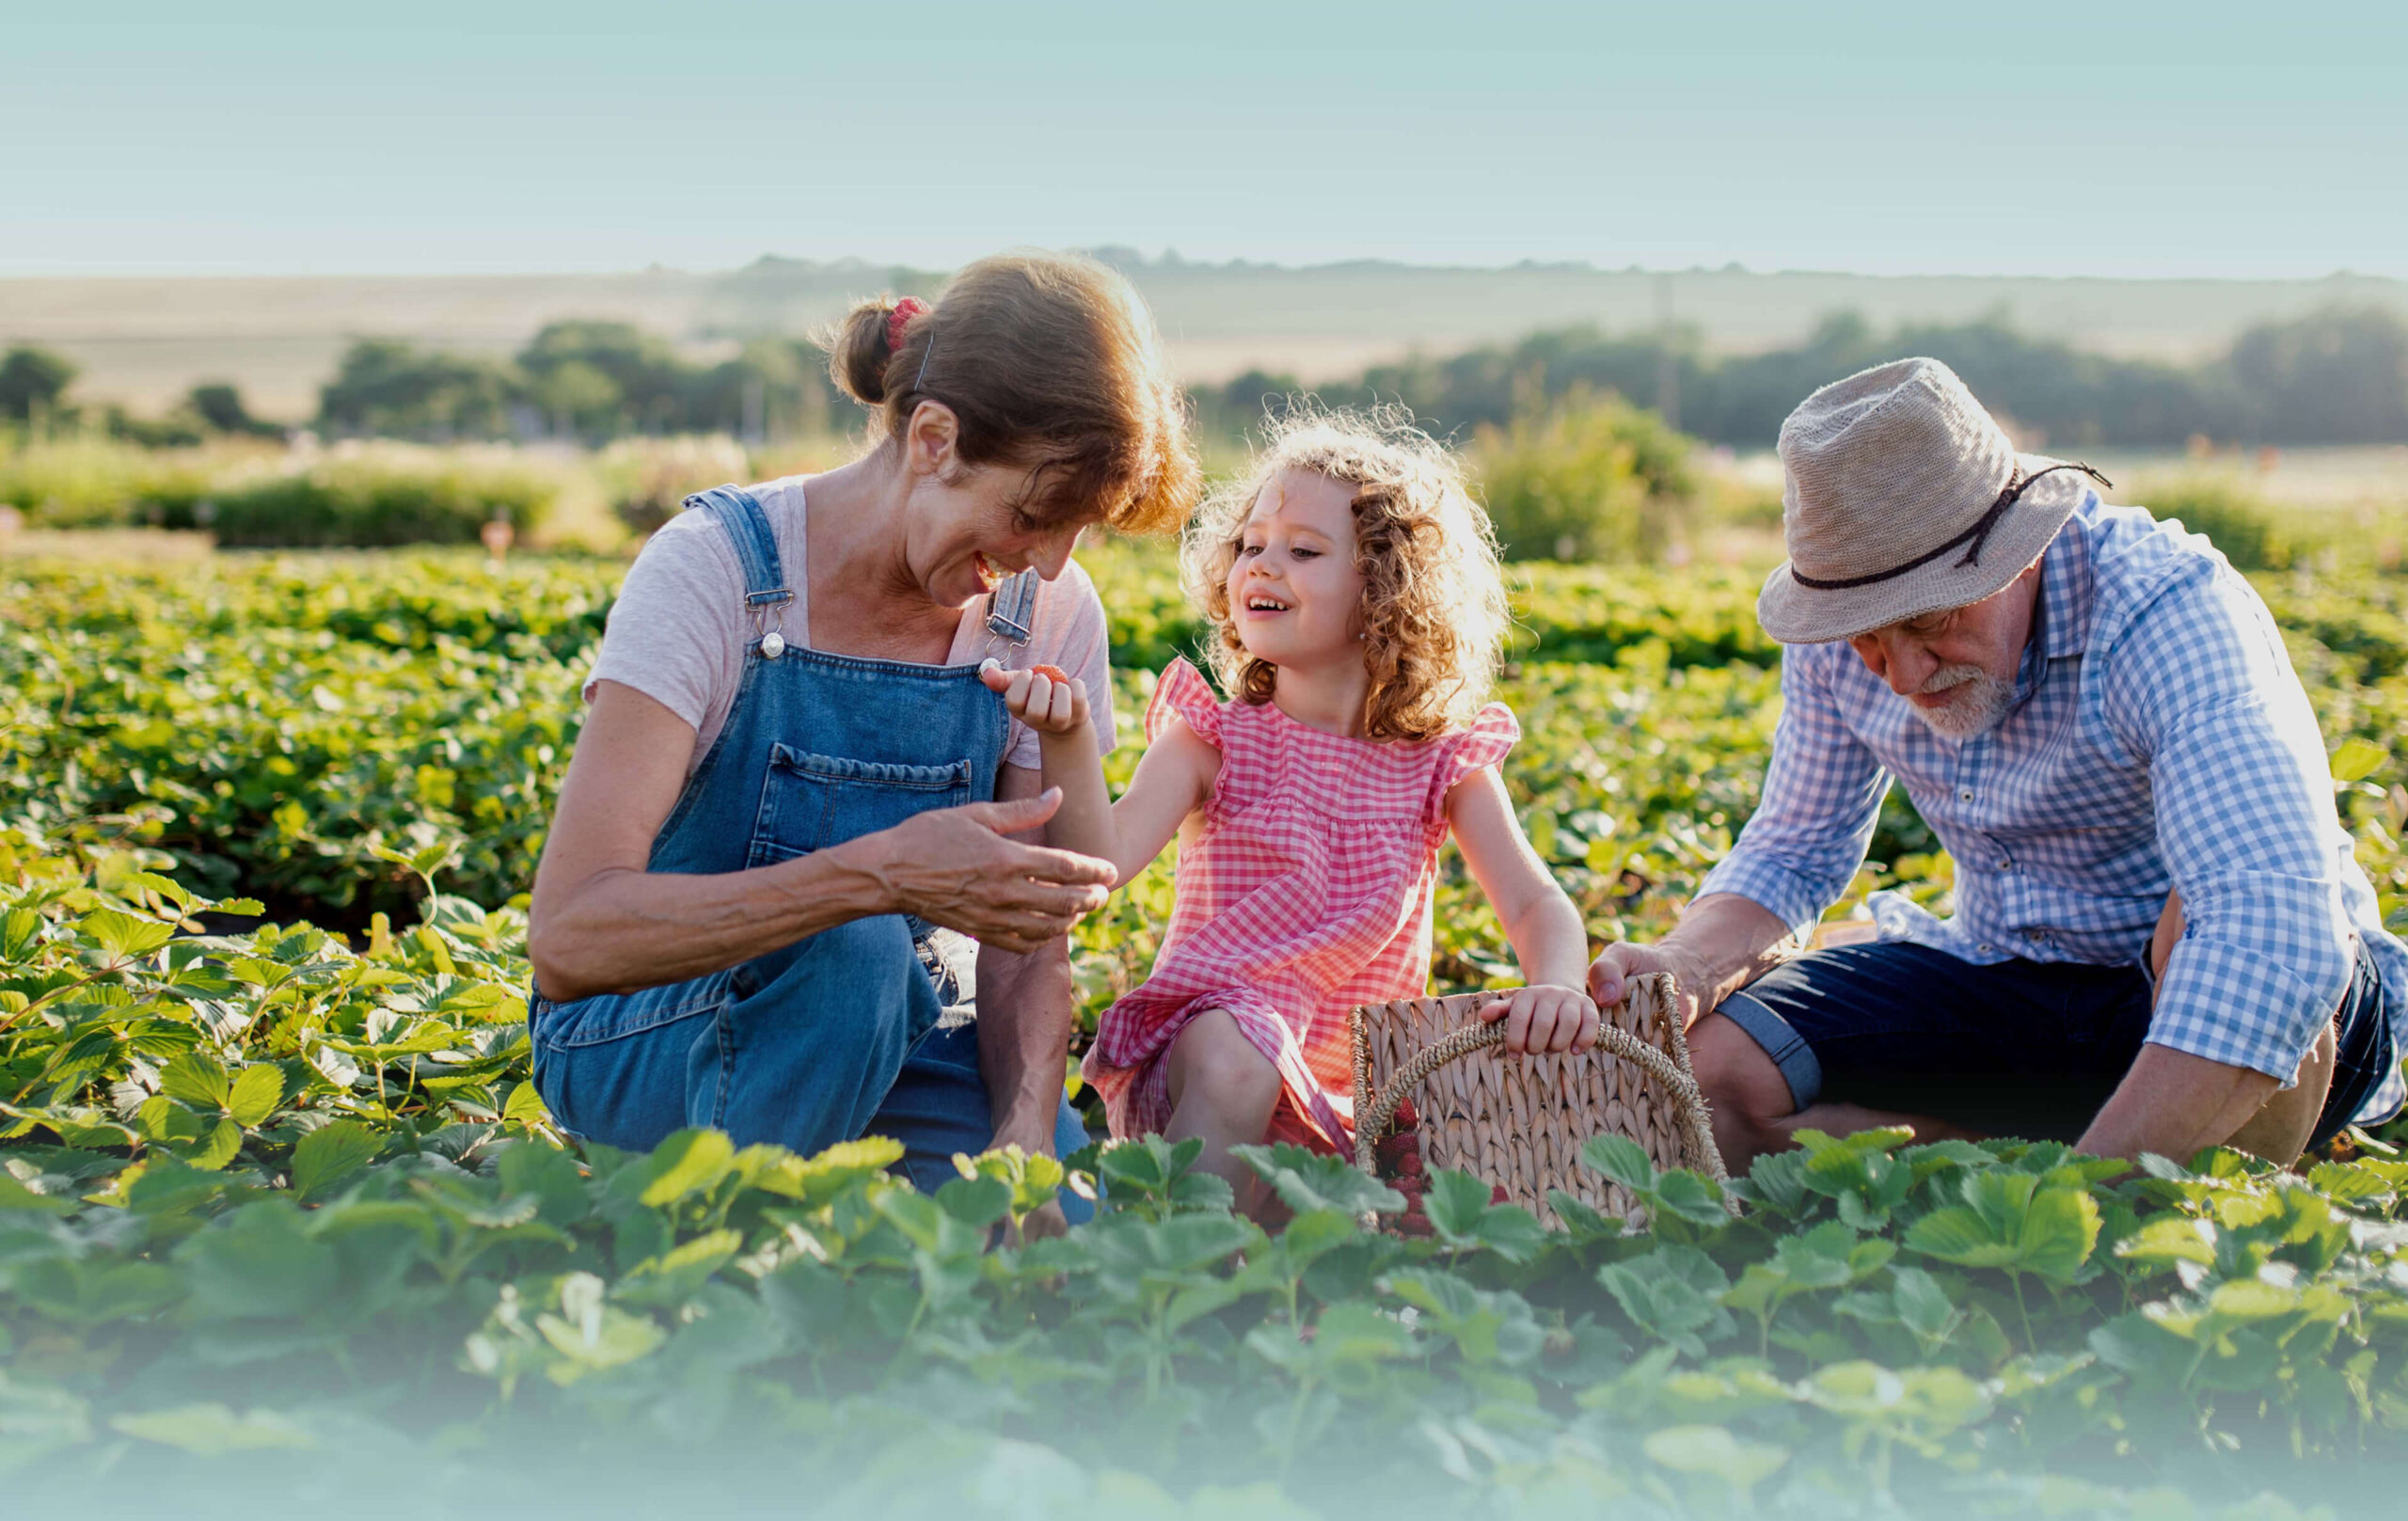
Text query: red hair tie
887 297 928 352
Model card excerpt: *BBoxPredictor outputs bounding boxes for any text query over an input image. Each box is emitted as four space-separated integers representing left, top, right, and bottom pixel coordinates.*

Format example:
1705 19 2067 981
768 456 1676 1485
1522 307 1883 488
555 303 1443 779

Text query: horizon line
1 254 2401 287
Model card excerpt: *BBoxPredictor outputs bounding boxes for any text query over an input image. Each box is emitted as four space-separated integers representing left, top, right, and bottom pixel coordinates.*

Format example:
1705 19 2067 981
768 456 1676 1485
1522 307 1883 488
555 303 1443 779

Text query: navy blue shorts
1716 940 2393 1152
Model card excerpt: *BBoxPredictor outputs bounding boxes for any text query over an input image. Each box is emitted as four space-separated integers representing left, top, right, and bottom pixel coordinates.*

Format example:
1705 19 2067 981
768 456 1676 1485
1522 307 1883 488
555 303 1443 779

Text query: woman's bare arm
528 681 1115 1002
974 763 1085 1161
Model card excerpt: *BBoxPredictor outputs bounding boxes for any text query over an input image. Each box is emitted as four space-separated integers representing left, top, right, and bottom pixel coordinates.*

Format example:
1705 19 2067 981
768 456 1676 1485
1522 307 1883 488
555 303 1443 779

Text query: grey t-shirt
585 475 1119 777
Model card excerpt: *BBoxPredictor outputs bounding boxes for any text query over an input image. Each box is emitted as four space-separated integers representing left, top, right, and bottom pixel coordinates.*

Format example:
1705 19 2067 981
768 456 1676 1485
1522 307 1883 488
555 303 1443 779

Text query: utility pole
1655 271 1680 432
742 375 766 445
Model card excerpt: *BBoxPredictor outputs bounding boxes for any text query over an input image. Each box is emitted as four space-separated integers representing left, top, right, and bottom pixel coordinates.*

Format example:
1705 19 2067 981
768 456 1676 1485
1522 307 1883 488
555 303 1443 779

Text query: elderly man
1591 357 2405 1168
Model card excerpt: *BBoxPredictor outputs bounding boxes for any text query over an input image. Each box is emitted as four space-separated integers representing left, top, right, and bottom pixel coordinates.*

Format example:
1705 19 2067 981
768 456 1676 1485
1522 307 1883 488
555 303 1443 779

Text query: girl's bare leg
1164 1007 1282 1215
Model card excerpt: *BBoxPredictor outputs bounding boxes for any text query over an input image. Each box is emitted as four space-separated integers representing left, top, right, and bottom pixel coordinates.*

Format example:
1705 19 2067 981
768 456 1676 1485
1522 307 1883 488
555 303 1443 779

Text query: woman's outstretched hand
837 788 1117 954
979 658 1091 736
1479 983 1602 1055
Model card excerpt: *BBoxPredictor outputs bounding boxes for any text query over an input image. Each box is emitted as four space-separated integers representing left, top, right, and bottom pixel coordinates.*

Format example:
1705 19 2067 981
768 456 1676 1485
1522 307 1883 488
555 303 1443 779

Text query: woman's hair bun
831 299 898 405
817 252 1201 538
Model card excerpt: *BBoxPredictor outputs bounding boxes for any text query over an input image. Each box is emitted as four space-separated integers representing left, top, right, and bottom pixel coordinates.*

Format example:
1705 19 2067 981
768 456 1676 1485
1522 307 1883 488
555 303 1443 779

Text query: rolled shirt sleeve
1697 643 1893 941
2103 573 2355 1085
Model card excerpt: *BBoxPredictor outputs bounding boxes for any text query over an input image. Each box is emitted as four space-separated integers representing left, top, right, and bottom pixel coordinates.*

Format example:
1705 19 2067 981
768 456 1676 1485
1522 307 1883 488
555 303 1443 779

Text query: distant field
1721 446 2408 514
2100 445 2408 514
7 258 2406 418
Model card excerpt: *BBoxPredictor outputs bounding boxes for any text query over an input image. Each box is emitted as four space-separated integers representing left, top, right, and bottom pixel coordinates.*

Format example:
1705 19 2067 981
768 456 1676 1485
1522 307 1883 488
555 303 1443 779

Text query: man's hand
1589 895 1798 1032
1479 984 1601 1054
1590 939 1712 1030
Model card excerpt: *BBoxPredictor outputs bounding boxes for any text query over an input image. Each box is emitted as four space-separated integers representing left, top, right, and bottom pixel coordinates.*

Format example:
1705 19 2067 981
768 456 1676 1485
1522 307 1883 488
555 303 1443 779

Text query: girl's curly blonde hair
1182 406 1511 743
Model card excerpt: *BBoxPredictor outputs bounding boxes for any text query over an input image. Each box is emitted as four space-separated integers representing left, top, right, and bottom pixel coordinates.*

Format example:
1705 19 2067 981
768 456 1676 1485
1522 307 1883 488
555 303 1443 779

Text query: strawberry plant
3 539 2407 1513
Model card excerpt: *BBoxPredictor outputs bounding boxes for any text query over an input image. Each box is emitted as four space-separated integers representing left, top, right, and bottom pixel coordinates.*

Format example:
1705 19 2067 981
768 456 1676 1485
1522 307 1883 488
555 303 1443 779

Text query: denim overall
529 485 1090 1210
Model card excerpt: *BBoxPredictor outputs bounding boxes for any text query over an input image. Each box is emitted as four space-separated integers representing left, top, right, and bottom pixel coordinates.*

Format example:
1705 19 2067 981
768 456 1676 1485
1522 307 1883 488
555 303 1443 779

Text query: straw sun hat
1756 357 2110 645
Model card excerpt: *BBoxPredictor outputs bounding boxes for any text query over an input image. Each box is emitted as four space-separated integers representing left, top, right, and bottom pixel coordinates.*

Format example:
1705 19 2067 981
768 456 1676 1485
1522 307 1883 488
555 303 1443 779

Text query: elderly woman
526 252 1198 1224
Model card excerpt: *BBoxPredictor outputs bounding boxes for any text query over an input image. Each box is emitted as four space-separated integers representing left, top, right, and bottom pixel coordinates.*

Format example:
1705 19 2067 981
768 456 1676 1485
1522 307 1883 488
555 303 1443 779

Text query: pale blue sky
8 1 2403 277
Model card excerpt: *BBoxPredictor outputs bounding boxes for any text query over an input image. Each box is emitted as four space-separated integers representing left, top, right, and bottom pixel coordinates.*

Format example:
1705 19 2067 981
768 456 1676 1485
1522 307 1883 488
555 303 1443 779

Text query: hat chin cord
1788 462 2113 593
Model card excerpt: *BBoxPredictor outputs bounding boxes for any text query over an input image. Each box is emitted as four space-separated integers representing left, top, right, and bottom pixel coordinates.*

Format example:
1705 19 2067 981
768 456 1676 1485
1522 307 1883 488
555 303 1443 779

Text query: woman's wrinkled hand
1478 983 1601 1055
979 658 1091 737
836 788 1116 954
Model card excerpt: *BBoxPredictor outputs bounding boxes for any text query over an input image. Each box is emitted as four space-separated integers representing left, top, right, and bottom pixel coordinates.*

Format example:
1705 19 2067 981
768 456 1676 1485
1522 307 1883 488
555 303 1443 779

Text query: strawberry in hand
979 658 1091 736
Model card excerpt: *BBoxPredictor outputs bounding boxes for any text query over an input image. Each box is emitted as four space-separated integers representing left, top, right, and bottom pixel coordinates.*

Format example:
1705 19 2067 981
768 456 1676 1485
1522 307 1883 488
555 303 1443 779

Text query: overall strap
684 484 794 609
684 484 795 656
985 567 1040 648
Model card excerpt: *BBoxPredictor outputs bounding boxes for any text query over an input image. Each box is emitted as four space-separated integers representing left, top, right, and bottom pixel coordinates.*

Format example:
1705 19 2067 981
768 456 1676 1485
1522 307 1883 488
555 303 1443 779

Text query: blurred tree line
1195 304 2408 452
7 300 2403 455
0 348 282 446
313 323 836 443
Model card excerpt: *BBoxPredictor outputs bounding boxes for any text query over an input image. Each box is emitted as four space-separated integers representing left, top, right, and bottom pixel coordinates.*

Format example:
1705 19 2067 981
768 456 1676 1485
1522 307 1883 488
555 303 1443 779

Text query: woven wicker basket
1349 973 1730 1228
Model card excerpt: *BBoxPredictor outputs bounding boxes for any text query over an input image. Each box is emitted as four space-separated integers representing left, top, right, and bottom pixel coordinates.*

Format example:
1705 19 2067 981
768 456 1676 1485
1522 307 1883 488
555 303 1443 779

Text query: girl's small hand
1479 984 1601 1055
979 658 1090 736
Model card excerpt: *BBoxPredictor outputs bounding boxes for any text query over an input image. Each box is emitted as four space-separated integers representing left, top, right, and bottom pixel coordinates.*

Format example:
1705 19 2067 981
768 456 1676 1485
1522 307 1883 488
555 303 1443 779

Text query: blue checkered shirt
1701 494 2408 1121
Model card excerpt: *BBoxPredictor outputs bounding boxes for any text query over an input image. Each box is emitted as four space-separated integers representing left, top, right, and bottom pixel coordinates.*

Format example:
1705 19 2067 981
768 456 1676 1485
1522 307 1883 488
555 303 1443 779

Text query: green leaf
0 1170 72 1214
173 1201 341 1319
630 1128 736 1208
1649 1167 1735 1228
500 1080 551 1128
1423 1168 1497 1239
1580 1133 1656 1193
739 1137 903 1209
112 1403 316 1454
1422 1167 1547 1263
1382 1266 1544 1366
0 907 41 961
1732 1149 1810 1214
225 1064 284 1127
291 1119 382 1201
1098 1136 1174 1191
935 1174 1014 1229
1904 1176 2099 1287
1230 1143 1405 1217
187 1117 244 1171
1248 1299 1415 1379
1595 1245 1735 1359
1893 1267 1963 1343
536 1303 667 1381
2332 737 2388 783
1641 1424 1790 1491
614 1228 743 1309
125 1155 235 1216
8 1257 184 1324
498 1140 590 1227
2017 1184 2101 1286
1545 1189 1626 1244
81 908 176 962
1904 1206 2020 1269
158 1051 231 1110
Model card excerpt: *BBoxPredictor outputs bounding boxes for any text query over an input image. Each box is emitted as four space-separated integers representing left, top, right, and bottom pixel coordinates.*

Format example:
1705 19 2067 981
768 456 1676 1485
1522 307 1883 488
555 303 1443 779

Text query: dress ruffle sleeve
1428 703 1521 821
1145 657 1225 749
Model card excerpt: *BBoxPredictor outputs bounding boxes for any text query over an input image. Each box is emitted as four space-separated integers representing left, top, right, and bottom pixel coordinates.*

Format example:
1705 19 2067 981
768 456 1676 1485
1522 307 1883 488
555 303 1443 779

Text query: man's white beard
1909 663 2015 740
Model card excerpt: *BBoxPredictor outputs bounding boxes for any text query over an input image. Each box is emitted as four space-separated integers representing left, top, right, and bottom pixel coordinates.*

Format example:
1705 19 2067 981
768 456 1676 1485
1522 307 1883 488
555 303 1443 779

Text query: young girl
982 412 1598 1208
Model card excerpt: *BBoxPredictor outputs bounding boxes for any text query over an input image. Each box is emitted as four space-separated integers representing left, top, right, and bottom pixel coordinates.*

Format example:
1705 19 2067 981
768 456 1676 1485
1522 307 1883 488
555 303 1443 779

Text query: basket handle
1351 983 1734 1200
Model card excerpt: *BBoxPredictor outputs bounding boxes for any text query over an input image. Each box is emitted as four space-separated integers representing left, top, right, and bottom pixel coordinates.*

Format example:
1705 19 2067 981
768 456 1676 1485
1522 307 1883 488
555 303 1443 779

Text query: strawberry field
5 542 2408 1517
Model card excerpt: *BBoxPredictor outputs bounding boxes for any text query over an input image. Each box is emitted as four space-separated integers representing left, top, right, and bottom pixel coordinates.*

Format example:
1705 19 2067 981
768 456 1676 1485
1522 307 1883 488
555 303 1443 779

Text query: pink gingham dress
1083 658 1520 1149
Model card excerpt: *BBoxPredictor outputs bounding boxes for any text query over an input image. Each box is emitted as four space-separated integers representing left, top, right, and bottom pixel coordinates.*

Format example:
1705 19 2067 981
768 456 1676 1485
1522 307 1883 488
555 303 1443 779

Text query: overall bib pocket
746 745 974 869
